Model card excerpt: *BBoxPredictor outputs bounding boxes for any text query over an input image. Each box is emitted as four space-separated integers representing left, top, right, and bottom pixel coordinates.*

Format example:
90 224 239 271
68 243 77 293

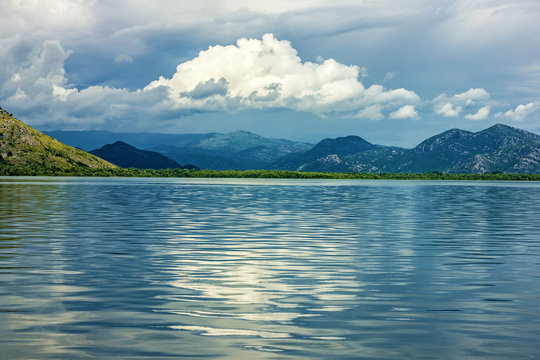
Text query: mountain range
49 129 313 170
47 124 540 173
2 103 537 174
274 124 540 173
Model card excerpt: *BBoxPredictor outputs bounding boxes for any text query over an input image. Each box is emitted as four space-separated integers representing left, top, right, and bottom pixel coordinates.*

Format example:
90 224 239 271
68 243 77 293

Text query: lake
1 177 539 359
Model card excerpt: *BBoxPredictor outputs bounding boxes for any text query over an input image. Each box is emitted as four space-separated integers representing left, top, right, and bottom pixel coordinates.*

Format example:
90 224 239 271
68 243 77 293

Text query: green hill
0 107 116 170
89 141 186 169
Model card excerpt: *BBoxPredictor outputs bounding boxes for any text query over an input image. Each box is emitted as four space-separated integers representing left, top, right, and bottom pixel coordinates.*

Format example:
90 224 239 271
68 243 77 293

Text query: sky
1 0 539 147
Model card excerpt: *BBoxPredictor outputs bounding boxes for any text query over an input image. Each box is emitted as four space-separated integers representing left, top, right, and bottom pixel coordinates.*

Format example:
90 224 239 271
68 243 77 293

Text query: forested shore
1 164 538 181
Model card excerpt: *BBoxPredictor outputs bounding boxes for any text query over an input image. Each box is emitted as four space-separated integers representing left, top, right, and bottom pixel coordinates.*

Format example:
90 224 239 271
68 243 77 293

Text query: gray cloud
1 0 539 137
0 34 420 130
187 78 229 100
115 54 133 63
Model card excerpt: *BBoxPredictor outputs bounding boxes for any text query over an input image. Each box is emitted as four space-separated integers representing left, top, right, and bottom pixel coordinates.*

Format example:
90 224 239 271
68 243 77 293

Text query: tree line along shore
0 164 538 181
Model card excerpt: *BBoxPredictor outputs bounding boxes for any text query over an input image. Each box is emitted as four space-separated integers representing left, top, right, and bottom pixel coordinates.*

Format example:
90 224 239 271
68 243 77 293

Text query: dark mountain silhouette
89 141 184 169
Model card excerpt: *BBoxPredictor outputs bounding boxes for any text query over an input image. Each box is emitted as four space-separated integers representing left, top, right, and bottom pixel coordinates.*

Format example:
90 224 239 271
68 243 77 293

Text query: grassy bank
0 163 539 181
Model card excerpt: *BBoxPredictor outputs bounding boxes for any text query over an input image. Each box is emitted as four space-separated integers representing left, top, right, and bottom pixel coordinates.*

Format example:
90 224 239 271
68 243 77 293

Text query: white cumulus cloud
0 37 162 128
389 105 419 120
496 101 540 122
435 102 463 117
464 105 490 120
1 34 421 128
433 88 491 120
453 88 490 103
145 33 419 116
355 105 384 121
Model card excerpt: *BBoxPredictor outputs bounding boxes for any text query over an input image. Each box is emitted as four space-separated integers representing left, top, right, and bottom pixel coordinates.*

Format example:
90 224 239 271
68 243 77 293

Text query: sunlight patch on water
170 325 291 338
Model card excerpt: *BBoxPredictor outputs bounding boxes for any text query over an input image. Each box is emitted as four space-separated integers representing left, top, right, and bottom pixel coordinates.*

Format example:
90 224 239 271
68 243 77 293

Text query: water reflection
0 178 539 359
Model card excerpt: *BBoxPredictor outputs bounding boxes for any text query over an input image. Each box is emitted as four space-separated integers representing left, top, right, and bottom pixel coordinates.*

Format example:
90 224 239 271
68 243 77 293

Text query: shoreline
1 166 539 181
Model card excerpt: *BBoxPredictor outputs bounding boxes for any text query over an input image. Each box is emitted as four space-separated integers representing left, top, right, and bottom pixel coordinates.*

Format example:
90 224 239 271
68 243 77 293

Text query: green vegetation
0 108 116 170
1 106 538 181
0 162 538 181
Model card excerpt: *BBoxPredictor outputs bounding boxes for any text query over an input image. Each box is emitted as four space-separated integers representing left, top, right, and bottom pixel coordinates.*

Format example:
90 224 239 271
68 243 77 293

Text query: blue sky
1 0 539 147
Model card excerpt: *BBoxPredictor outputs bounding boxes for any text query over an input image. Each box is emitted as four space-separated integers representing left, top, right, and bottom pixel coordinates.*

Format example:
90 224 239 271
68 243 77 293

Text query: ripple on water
1 178 539 359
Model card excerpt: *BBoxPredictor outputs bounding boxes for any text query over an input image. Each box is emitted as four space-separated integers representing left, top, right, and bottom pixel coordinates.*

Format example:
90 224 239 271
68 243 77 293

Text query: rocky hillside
271 124 540 173
0 107 116 170
271 135 376 171
395 124 540 173
46 130 216 151
29 115 540 173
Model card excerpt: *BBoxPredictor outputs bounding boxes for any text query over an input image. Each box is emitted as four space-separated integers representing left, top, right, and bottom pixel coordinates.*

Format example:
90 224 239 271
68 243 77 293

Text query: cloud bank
1 0 539 141
0 33 420 128
145 34 419 115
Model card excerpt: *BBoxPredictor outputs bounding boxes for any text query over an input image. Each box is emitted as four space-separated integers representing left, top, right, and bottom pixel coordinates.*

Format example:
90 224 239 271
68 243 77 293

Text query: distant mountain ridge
157 130 313 170
49 129 313 170
271 135 376 171
45 130 217 151
398 124 540 173
272 124 540 173
44 123 540 173
89 141 193 170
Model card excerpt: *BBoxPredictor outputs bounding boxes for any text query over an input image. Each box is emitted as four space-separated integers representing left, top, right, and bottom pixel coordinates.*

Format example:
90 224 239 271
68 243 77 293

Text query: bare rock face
317 154 342 166
470 154 492 173
511 146 540 173
414 129 474 153
273 135 375 171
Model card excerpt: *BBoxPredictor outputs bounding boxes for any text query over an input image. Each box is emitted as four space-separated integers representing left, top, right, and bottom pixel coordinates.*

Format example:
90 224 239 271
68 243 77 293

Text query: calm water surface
0 177 539 359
